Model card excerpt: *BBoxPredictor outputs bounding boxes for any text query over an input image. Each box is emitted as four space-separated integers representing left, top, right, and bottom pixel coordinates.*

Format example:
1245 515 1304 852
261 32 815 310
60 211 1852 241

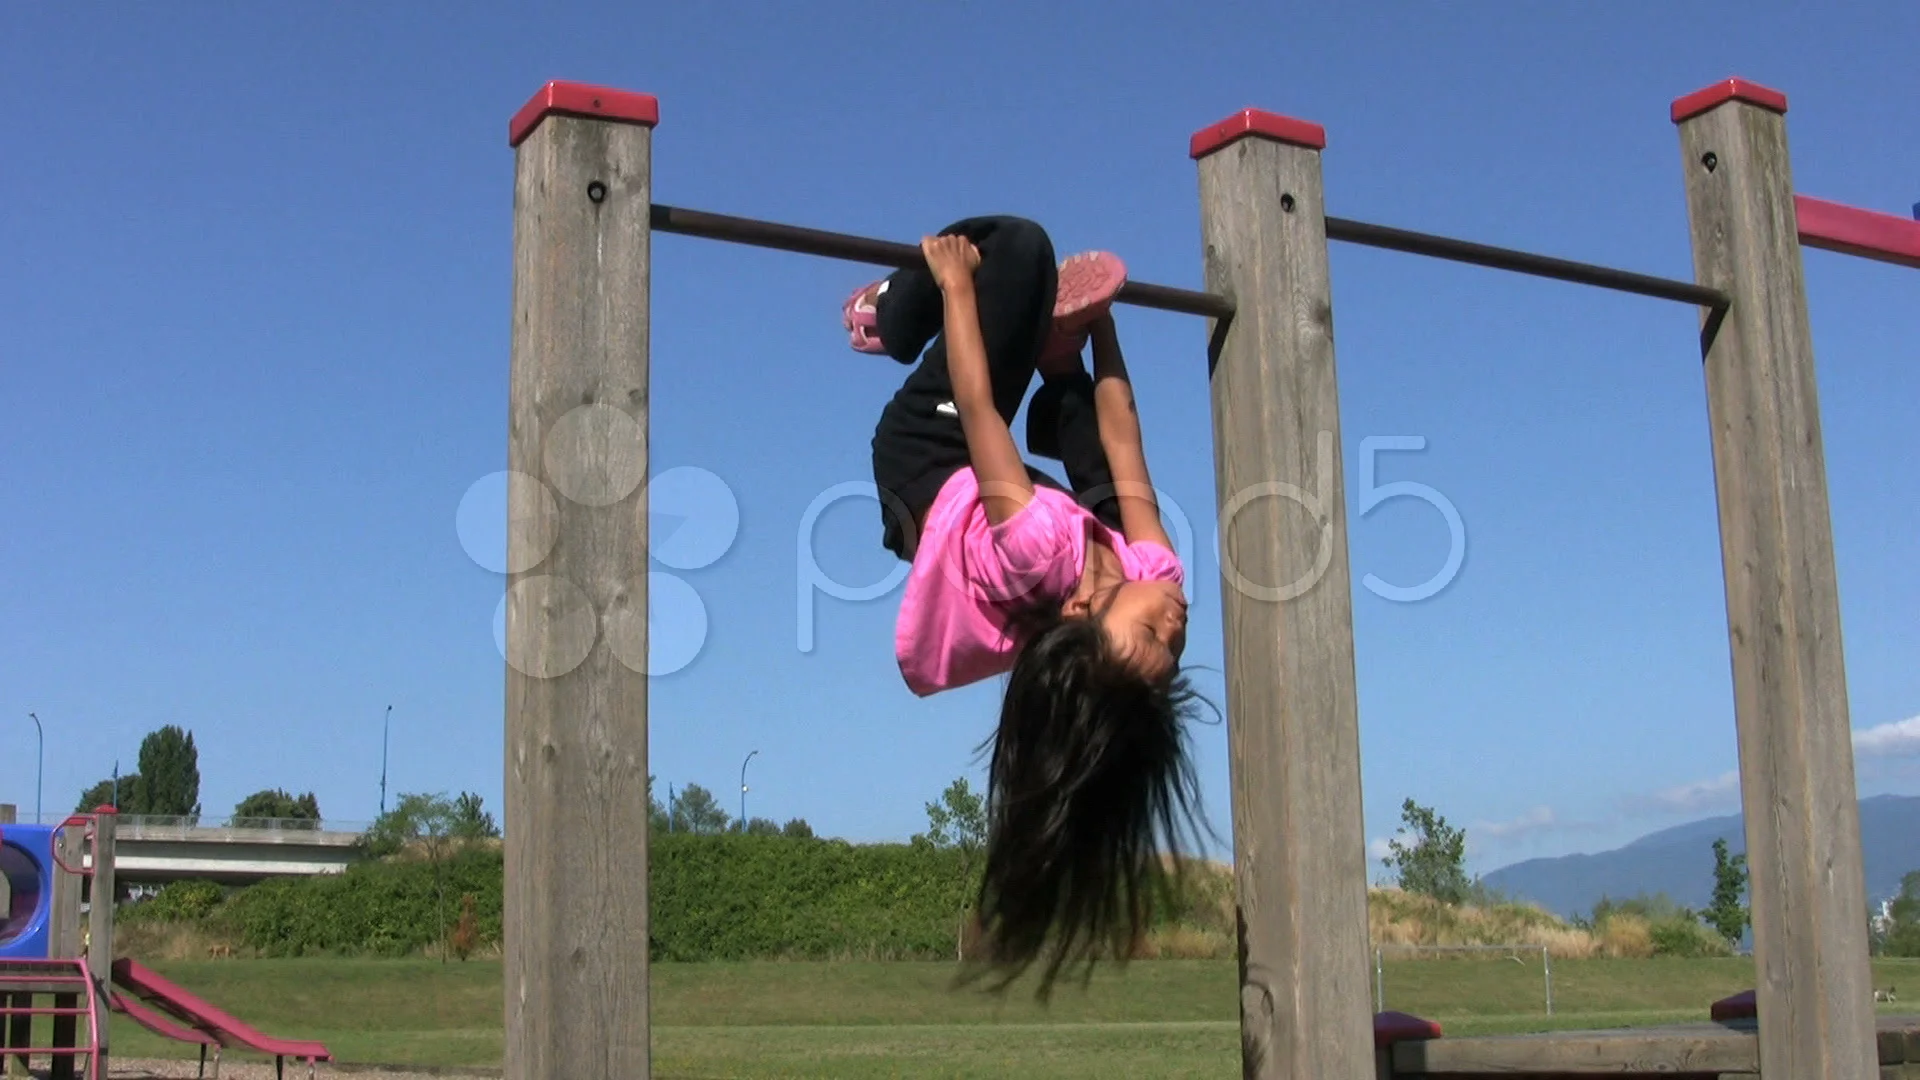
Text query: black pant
868 215 1120 561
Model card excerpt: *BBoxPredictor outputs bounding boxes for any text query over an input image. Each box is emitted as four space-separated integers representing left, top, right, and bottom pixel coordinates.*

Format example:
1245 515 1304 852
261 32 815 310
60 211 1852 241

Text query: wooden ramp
1382 1013 1920 1078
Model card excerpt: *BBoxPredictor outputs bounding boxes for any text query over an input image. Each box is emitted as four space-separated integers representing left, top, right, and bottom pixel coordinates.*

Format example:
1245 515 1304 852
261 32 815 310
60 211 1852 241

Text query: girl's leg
865 266 943 366
1022 251 1130 528
924 215 1058 419
1025 370 1124 531
867 216 1059 559
858 217 1059 406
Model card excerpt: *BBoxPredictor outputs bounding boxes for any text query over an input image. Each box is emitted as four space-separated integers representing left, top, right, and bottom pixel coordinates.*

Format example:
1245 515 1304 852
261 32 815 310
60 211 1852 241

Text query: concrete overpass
92 817 368 886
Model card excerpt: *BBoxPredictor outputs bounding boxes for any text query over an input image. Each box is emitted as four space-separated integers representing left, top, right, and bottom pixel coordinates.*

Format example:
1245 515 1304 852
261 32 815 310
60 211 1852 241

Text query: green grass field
45 956 1920 1078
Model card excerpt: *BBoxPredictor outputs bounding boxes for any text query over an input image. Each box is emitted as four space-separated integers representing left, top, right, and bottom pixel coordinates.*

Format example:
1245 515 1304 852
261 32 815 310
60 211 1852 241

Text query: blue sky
3 2 1916 879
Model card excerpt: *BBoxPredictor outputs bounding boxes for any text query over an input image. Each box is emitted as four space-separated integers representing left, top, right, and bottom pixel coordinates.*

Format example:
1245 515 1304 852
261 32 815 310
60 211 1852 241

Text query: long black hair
960 594 1212 1000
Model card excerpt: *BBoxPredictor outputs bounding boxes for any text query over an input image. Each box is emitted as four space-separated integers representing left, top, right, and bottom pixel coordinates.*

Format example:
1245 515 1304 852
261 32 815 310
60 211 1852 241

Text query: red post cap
92 805 118 814
1191 108 1327 160
1671 78 1787 124
510 81 660 148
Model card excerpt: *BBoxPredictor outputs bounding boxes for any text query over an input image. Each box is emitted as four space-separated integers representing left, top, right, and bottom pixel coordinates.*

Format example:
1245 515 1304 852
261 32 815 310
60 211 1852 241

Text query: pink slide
109 958 330 1080
110 990 218 1048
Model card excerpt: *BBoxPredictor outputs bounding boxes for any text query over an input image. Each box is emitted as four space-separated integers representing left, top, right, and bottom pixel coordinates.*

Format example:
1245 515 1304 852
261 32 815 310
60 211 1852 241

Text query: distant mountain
1479 794 1920 919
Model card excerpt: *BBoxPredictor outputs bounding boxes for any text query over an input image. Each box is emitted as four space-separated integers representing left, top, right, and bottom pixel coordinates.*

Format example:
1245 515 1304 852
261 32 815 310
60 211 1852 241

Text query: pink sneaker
1053 251 1127 331
842 280 886 354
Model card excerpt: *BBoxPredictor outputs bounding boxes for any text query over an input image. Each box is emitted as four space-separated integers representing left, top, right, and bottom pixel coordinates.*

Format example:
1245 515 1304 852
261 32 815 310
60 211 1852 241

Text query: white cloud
1640 769 1741 815
1361 714 1919 872
1854 715 1920 759
1623 713 1920 819
1475 805 1558 841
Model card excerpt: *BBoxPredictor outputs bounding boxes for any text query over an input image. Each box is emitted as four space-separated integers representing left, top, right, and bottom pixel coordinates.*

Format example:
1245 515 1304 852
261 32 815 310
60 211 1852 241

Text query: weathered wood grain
49 825 82 961
48 826 81 1080
505 111 654 1079
1676 94 1877 1080
1883 1025 1910 1064
1395 1024 1758 1075
87 811 114 1078
1197 132 1372 1080
1390 1014 1920 1076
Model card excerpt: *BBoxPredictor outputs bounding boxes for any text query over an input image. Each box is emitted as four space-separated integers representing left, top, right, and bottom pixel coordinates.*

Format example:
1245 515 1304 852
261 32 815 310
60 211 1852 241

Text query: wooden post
3 997 25 1080
1672 78 1877 1078
48 825 82 1080
0 805 14 824
504 82 658 1080
1192 110 1373 1080
87 809 115 1080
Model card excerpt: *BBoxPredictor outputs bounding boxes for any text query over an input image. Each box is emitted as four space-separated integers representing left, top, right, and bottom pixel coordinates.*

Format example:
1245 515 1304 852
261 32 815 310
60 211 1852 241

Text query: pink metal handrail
49 813 97 877
0 959 103 1080
82 958 104 1080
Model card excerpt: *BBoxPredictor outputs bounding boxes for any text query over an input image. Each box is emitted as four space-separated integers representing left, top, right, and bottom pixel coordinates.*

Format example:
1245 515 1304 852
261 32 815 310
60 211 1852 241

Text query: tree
76 777 134 813
361 792 464 962
918 777 988 960
137 725 201 822
730 817 782 836
233 789 322 828
1382 798 1469 905
923 777 987 855
1886 871 1920 958
647 776 671 833
360 792 460 859
1703 837 1750 947
669 784 730 834
780 818 815 839
450 792 500 839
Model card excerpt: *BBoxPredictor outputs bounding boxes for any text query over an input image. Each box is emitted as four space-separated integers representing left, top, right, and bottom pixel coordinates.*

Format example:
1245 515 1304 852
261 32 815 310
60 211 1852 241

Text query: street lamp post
740 750 759 826
27 712 43 823
379 705 392 816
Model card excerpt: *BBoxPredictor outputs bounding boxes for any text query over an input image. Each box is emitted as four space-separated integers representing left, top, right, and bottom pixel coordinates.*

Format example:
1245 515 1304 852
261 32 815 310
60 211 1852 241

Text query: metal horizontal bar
648 205 1236 319
1794 194 1920 270
646 203 1733 317
1325 216 1731 309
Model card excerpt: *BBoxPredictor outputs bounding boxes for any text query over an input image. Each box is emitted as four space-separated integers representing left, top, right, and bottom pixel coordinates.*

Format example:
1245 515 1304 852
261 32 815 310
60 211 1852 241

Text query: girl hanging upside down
841 215 1210 999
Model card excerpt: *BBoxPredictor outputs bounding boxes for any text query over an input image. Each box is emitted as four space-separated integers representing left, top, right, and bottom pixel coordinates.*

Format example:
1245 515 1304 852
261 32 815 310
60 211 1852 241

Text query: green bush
1648 915 1731 958
217 845 504 957
135 834 1224 961
1149 861 1232 933
124 880 228 924
183 834 971 960
648 834 968 961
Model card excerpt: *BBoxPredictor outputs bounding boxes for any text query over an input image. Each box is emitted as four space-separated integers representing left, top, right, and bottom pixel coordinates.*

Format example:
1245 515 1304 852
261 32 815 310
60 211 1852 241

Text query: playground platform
1379 1009 1920 1078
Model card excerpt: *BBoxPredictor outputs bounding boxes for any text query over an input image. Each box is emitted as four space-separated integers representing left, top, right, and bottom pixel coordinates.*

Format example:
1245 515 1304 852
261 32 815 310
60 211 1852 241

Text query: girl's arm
926 236 1033 524
1088 313 1173 549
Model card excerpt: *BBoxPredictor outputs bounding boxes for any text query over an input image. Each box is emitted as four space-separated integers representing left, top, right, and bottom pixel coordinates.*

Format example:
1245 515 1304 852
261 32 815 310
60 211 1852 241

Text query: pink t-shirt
894 468 1186 696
